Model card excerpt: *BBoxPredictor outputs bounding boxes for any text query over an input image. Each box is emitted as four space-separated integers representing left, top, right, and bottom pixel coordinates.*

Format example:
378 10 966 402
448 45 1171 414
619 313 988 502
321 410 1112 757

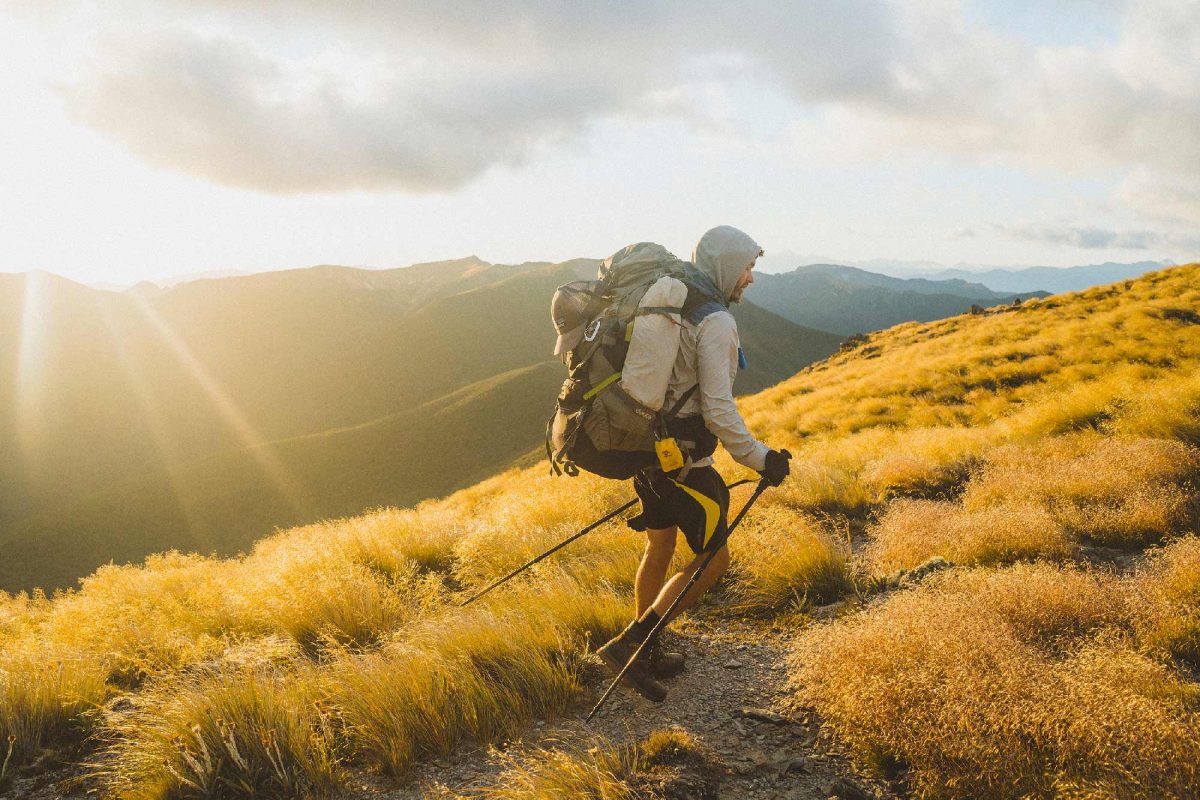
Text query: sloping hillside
0 263 840 591
2 265 1197 800
751 265 1042 335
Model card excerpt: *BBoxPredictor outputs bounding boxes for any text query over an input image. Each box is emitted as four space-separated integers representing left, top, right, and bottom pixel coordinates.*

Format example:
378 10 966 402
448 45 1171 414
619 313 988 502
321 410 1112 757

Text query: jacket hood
692 226 762 303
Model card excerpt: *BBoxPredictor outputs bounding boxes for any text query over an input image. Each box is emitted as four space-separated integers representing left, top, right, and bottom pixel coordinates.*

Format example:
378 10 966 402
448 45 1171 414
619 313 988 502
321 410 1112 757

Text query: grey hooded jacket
665 226 770 472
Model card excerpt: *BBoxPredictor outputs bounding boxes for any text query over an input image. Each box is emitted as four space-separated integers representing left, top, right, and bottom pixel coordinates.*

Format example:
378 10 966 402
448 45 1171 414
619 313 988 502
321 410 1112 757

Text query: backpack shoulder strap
682 296 726 326
678 268 727 325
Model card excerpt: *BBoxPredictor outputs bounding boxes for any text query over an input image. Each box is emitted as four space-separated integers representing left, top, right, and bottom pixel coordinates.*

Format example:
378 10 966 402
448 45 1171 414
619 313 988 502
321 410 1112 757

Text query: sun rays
14 271 49 480
124 292 312 520
96 293 205 541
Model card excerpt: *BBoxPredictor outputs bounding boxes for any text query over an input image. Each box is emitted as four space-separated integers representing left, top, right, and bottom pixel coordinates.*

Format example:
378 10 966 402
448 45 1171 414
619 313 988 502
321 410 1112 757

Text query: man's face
729 260 756 304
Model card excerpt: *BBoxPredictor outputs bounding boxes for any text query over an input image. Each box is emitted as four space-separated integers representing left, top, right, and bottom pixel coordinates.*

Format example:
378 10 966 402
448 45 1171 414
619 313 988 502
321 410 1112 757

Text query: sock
624 609 661 643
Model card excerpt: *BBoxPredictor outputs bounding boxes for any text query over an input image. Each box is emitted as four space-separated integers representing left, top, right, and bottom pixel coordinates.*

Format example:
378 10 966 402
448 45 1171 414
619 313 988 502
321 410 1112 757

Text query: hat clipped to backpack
551 281 598 356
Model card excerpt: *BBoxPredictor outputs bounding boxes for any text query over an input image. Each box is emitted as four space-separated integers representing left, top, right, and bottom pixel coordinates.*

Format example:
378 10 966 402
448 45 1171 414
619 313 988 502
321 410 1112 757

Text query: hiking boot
648 641 686 680
596 634 668 703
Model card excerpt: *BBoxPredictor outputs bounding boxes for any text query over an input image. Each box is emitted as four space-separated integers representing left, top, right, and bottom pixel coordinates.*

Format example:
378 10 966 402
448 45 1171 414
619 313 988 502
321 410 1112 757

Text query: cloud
998 222 1200 252
61 27 638 193
51 1 917 193
43 0 1200 204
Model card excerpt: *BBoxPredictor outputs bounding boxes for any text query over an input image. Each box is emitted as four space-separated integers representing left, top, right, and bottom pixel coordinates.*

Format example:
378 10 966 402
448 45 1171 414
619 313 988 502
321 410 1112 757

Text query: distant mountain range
0 259 840 591
918 261 1167 294
750 264 1046 335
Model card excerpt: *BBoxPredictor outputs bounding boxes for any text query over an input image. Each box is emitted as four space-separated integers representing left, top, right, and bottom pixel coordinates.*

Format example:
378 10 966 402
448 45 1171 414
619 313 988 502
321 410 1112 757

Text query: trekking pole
586 478 770 722
459 478 756 608
458 498 637 607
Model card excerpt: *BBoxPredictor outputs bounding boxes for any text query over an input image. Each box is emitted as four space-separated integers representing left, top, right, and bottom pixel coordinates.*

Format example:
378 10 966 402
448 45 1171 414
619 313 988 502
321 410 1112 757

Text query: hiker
592 225 792 702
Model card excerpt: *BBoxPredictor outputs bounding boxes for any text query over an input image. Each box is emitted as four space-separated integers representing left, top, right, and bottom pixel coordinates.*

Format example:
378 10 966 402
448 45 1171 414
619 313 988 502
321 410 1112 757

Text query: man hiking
594 225 792 702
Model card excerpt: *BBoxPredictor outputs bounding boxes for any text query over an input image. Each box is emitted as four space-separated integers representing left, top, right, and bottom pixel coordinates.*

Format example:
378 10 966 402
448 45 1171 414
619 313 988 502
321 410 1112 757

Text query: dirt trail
374 611 899 800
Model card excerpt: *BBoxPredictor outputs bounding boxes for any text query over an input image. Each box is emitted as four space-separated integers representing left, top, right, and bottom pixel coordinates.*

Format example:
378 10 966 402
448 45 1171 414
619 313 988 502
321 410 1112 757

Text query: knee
644 528 676 561
708 546 731 574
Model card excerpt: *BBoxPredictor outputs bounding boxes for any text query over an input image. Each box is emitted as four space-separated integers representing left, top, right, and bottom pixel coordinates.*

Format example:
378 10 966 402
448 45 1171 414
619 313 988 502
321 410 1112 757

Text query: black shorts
627 466 730 554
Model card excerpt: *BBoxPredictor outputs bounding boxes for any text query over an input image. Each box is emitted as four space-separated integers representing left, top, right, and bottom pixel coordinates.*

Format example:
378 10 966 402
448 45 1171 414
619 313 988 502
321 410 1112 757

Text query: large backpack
546 243 723 479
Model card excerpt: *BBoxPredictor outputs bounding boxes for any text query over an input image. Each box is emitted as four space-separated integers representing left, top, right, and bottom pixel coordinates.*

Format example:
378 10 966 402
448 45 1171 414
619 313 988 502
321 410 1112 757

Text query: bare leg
635 526 677 616
649 545 731 623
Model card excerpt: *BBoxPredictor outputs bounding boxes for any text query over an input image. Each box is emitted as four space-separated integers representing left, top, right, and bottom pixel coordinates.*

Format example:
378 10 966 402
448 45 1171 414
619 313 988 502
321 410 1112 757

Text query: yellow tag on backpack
655 437 685 473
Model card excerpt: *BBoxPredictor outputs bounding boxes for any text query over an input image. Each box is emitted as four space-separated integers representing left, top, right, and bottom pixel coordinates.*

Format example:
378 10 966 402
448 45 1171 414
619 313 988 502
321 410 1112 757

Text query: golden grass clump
1106 372 1200 445
962 435 1199 545
97 666 342 800
340 507 464 575
0 649 109 768
864 499 1073 574
1130 536 1200 669
0 590 47 641
325 576 627 777
430 739 640 800
858 427 986 502
235 556 428 654
32 553 238 688
727 505 852 612
430 729 709 800
792 563 1200 799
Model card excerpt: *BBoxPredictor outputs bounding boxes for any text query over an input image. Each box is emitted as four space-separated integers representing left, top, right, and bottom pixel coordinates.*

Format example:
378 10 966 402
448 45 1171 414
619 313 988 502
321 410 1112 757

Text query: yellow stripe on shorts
670 479 721 549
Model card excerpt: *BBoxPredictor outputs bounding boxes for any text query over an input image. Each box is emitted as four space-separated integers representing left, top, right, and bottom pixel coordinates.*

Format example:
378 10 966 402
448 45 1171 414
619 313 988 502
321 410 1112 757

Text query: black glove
760 449 792 487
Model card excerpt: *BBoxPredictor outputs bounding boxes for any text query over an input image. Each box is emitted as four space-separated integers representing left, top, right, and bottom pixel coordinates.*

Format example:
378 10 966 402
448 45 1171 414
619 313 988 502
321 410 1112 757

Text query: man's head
692 226 762 305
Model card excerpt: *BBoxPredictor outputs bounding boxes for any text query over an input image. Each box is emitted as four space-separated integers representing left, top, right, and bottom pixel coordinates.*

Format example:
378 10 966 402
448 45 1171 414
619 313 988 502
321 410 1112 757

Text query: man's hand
760 449 792 487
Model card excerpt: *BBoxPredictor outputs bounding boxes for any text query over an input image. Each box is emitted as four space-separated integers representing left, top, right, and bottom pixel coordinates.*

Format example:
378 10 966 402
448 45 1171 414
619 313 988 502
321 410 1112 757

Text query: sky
0 0 1197 287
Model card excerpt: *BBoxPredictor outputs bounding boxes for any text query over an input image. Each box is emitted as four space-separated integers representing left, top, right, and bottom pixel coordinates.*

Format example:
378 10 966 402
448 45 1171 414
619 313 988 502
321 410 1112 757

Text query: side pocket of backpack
581 380 658 454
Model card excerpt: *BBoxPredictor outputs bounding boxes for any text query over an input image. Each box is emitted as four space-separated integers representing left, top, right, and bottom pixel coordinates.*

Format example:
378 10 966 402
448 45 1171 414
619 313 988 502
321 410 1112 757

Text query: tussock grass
1131 537 1200 669
435 739 640 800
449 475 635 590
238 557 427 654
339 507 464 575
728 506 853 612
792 558 1200 799
864 500 1073 573
859 427 986 502
34 554 238 688
1107 372 1200 445
97 666 342 800
962 435 1199 545
431 729 708 800
327 576 625 776
1 649 108 767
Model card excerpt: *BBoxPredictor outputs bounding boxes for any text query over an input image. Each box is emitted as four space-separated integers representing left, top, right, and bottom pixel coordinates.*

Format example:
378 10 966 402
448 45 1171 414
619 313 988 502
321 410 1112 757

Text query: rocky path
372 611 899 800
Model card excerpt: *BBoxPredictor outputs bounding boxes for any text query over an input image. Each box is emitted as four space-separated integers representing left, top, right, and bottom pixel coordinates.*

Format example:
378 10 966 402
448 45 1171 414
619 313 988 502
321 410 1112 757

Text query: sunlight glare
128 293 312 518
98 295 205 543
15 271 48 475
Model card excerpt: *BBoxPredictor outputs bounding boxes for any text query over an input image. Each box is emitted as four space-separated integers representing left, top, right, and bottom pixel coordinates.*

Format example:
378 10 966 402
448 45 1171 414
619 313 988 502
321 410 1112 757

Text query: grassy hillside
1 263 840 592
1 265 1197 799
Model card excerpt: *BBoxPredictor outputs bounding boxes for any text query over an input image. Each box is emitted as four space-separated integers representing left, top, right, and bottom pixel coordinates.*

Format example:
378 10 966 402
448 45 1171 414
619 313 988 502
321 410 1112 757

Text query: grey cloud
63 28 638 193
50 0 1200 199
58 1 913 193
1000 224 1170 250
